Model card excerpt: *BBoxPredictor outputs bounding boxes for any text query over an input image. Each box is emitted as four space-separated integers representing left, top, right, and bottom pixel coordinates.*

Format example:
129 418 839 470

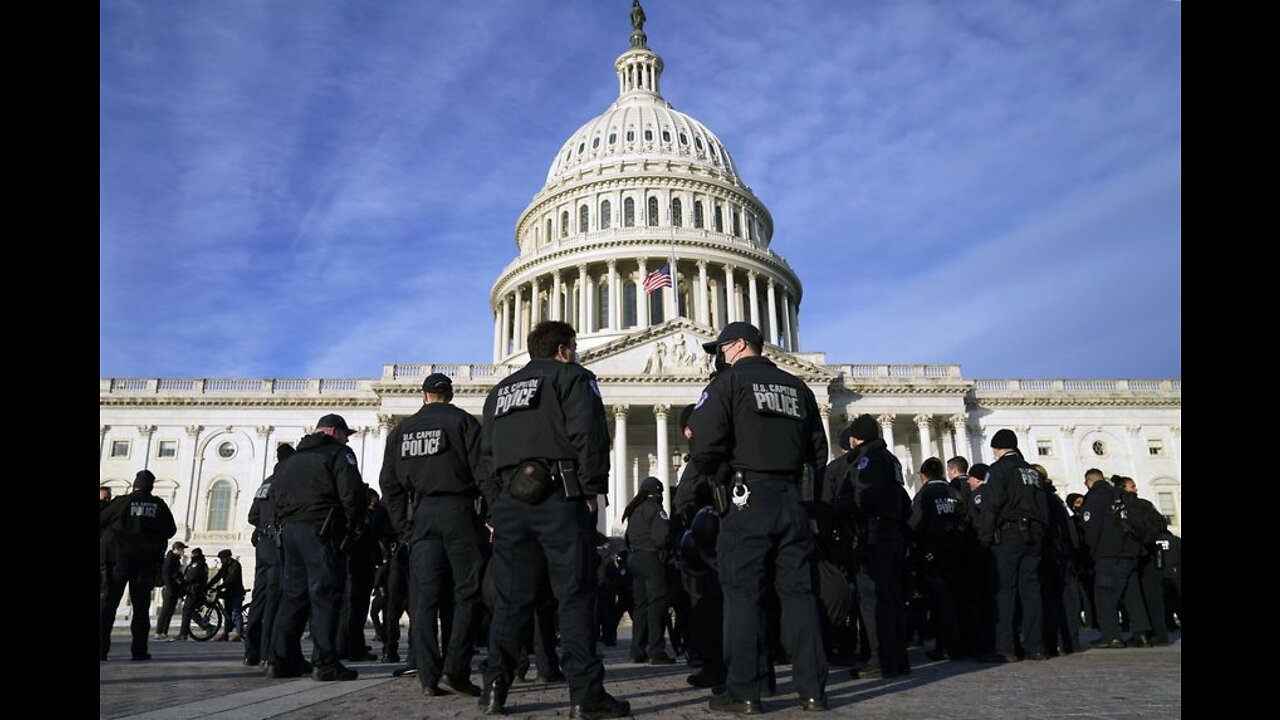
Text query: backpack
1113 491 1161 545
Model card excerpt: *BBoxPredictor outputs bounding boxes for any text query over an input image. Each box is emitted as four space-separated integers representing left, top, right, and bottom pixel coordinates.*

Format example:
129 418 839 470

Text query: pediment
580 318 837 383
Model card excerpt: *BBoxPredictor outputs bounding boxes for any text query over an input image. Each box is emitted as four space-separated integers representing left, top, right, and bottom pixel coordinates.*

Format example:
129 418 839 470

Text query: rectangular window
1157 491 1178 525
1036 440 1053 457
1148 439 1165 456
157 440 178 459
110 440 130 458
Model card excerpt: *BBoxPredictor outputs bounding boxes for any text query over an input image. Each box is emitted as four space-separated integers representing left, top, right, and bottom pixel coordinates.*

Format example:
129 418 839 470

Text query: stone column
697 260 710 326
138 425 156 471
531 278 541 323
781 291 794 351
766 277 779 345
654 405 672 516
500 295 511 358
951 413 971 460
181 425 204 541
552 270 562 321
613 405 630 534
1170 423 1181 481
977 425 990 463
724 264 737 323
608 259 620 330
577 264 588 332
638 258 650 328
914 415 934 491
747 270 760 327
877 413 903 480
1124 424 1142 480
512 288 524 351
1017 425 1033 460
820 404 833 462
663 262 676 322
789 301 800 350
1058 425 1079 492
100 424 110 461
585 272 596 333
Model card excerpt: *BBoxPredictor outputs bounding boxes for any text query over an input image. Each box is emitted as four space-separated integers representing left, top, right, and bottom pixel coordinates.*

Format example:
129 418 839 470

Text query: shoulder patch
856 457 869 470
588 378 602 398
974 494 983 505
1082 511 1091 522
694 390 709 409
345 453 359 466
659 509 668 521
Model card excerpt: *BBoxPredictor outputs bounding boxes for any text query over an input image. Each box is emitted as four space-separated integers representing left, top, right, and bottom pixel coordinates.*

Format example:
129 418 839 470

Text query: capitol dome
489 12 803 363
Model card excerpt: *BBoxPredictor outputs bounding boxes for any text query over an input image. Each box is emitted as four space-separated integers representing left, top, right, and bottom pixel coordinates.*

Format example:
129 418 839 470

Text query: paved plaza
100 627 1180 719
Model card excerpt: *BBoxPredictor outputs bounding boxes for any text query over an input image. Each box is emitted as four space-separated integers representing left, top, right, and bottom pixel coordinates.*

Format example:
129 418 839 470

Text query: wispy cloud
101 0 1180 379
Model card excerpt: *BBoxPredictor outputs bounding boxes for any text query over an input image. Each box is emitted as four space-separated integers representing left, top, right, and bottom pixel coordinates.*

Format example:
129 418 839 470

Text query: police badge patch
588 379 602 398
659 509 668 521
345 453 358 466
856 457 869 470
1083 511 1091 522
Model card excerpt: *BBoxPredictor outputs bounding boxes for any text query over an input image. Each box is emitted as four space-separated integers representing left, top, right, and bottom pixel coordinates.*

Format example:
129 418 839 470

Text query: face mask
714 351 730 373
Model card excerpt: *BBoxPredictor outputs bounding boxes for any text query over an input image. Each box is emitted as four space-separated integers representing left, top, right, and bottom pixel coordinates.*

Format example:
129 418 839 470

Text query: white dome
544 45 741 187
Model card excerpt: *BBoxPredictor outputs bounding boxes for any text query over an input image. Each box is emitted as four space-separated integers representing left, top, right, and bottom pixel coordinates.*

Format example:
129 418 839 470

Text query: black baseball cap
316 413 353 434
422 373 453 394
701 321 765 354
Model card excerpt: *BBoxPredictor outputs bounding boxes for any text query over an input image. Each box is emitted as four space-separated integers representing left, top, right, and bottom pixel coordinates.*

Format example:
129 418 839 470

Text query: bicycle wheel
190 601 224 642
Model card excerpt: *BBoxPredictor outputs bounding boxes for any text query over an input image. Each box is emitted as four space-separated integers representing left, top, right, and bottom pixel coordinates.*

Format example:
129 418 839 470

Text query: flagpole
667 198 678 320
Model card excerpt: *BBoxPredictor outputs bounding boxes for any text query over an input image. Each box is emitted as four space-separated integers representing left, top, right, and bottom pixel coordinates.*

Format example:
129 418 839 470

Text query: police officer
1080 468 1151 647
478 320 629 719
977 429 1050 661
837 414 911 679
244 443 292 668
154 541 187 639
269 413 365 681
380 372 488 697
1117 476 1169 646
622 476 675 664
908 457 981 661
689 321 828 714
100 470 177 661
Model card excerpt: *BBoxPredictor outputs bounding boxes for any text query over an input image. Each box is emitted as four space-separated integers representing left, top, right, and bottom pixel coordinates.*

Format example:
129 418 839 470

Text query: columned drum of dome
490 13 803 362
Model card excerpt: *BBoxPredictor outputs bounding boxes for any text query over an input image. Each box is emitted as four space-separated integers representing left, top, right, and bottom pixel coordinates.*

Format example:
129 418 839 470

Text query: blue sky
100 0 1181 380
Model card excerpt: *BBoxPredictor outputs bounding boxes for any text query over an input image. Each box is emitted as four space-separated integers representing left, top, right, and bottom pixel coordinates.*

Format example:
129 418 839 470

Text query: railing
103 377 374 395
382 364 518 382
828 364 963 379
971 379 1182 394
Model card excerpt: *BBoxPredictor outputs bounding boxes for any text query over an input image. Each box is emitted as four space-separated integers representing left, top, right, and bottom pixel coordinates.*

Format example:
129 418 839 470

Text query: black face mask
714 351 730 373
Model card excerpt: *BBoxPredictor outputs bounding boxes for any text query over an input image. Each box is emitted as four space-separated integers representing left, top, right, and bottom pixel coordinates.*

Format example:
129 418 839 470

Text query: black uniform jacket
688 356 827 479
626 497 670 552
975 450 1048 544
480 358 612 498
100 490 177 565
1081 481 1140 559
380 402 487 540
272 432 365 529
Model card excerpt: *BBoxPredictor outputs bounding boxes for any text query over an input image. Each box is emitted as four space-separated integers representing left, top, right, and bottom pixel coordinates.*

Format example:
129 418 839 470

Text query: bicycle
187 588 224 642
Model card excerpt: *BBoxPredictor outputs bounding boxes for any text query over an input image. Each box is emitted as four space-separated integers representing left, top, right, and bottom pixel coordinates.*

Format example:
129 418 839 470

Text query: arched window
601 200 612 228
561 211 569 237
662 130 671 143
714 204 724 233
732 207 741 237
623 282 637 328
626 130 635 142
598 282 610 330
693 201 704 229
545 218 552 244
644 129 653 142
207 480 232 532
624 198 636 227
579 205 589 233
592 137 600 149
609 132 617 145
672 198 683 228
647 197 659 227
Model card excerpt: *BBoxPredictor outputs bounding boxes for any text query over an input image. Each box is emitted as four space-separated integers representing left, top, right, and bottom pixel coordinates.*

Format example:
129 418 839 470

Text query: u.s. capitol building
99 18 1182 571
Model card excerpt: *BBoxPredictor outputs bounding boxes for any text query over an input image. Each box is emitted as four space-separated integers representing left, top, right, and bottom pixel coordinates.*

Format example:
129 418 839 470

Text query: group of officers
100 319 1181 718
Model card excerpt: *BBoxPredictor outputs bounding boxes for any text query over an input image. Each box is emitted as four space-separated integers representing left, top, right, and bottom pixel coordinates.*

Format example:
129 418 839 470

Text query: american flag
643 264 672 294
